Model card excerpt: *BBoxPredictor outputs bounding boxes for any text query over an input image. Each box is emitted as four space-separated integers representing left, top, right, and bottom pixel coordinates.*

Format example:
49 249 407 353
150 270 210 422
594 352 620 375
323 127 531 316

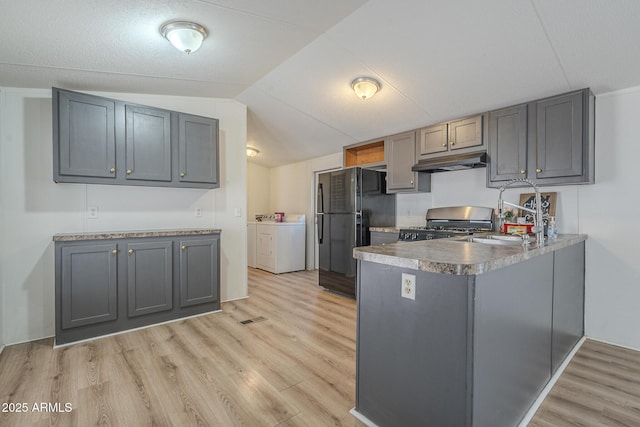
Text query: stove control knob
412 233 418 240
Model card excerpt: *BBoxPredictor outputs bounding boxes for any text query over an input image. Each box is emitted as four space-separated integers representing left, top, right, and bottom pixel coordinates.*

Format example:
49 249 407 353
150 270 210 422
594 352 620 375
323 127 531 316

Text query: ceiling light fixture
246 147 260 157
351 77 381 100
161 21 208 54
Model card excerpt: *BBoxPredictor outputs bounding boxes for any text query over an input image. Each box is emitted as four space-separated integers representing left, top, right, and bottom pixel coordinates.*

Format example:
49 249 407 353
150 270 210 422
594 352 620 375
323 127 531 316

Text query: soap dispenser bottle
547 216 558 240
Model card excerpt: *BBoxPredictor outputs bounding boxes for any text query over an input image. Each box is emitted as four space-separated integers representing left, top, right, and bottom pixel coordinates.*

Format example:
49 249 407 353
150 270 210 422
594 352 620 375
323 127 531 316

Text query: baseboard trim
53 309 222 349
587 336 640 353
349 408 379 427
222 295 249 303
518 335 587 426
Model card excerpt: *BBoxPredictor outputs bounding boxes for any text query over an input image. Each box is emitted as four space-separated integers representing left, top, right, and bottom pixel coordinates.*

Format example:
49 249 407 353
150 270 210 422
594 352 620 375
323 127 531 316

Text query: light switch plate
401 273 416 300
87 206 98 219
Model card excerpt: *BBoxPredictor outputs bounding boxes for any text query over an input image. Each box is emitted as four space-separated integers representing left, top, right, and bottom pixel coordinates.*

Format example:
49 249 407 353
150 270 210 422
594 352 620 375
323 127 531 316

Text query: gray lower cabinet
385 131 431 193
551 242 585 372
179 238 219 307
355 243 584 427
53 87 219 189
55 233 221 345
370 231 399 245
126 241 173 317
60 243 118 329
488 88 594 187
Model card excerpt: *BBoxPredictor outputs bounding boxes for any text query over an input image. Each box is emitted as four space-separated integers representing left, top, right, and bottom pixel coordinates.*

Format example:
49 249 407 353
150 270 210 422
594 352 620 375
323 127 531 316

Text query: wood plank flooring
1 268 639 426
0 268 365 427
529 339 640 426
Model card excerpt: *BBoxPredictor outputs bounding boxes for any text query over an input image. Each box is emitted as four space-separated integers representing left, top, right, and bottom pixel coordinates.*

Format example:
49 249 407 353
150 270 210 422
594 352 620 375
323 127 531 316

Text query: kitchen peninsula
352 235 586 427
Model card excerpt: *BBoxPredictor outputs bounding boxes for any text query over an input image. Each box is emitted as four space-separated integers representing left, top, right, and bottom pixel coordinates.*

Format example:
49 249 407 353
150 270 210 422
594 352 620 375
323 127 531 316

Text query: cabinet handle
410 180 414 185
180 172 185 177
450 141 455 146
126 169 132 175
181 245 186 250
441 142 447 147
128 249 134 254
536 168 542 173
111 249 118 254
520 169 526 174
109 167 116 173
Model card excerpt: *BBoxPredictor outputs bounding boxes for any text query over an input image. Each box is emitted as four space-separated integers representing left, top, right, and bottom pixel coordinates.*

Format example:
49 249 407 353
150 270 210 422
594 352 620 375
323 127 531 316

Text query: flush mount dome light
246 147 260 157
161 21 208 54
351 77 381 99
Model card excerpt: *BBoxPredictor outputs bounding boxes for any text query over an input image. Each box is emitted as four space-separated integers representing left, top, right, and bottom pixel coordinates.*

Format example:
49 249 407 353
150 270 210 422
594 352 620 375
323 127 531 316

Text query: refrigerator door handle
317 183 324 214
355 211 361 247
317 213 324 244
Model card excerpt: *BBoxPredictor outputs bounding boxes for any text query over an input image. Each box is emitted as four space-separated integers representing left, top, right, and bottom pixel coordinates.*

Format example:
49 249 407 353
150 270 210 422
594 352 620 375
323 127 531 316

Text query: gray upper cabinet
126 240 173 318
488 88 594 187
54 89 116 179
417 114 484 160
488 104 528 182
533 91 585 181
385 131 431 193
59 243 118 329
125 105 172 182
178 113 219 185
418 124 448 156
179 237 220 307
53 88 219 189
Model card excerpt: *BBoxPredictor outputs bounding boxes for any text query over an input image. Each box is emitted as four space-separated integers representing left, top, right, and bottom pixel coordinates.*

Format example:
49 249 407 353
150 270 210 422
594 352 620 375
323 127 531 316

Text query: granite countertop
53 228 222 242
369 226 400 233
353 234 587 275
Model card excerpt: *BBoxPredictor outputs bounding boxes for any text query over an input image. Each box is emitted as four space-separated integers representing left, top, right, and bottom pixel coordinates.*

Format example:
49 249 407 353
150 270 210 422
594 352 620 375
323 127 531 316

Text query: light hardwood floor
1 268 639 426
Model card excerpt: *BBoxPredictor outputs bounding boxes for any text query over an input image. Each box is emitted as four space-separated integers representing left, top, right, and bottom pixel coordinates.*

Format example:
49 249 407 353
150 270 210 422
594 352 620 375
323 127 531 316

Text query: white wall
247 162 271 220
270 161 311 214
0 87 248 346
269 160 313 268
581 86 640 350
245 152 342 269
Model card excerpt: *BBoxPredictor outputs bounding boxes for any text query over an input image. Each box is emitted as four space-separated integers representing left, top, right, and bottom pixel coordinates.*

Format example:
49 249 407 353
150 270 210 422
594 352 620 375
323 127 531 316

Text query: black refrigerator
316 167 396 298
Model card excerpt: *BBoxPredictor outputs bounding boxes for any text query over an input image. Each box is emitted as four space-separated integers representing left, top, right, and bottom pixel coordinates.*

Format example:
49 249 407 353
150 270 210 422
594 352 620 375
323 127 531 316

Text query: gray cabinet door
126 241 173 317
552 242 585 373
386 131 417 191
488 104 528 182
55 89 116 179
60 243 118 329
178 113 219 185
533 91 584 180
418 124 448 156
449 115 483 151
179 237 220 307
125 105 171 182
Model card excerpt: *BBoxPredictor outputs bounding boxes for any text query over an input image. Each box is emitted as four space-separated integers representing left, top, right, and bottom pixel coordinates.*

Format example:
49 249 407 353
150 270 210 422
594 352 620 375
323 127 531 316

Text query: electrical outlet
87 206 98 219
195 208 202 217
401 273 416 300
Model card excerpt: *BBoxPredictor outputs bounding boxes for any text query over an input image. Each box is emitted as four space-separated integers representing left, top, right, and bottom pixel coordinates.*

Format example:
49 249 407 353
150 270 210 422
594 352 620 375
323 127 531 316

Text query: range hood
412 151 487 173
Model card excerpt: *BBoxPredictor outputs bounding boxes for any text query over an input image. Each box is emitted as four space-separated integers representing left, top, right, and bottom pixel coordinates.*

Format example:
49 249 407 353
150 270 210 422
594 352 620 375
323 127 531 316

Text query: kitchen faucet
497 178 545 246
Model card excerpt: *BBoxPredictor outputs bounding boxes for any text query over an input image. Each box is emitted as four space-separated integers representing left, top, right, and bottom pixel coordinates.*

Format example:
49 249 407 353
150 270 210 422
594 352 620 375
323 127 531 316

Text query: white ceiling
2 0 640 167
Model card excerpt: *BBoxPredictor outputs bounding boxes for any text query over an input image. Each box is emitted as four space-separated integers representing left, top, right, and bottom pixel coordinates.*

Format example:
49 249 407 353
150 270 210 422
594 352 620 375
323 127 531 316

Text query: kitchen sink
454 234 532 247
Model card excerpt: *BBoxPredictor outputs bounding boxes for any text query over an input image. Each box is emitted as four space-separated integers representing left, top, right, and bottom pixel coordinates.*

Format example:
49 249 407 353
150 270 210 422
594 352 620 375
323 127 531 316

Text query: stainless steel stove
398 206 494 242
